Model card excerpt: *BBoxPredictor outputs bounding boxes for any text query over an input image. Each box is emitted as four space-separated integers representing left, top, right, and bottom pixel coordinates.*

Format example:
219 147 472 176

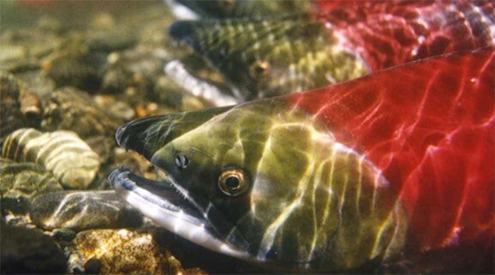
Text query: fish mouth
109 167 250 259
109 167 206 227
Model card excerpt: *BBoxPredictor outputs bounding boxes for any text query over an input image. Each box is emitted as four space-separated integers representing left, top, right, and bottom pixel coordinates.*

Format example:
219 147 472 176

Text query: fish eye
174 152 189 170
218 168 248 196
249 60 270 80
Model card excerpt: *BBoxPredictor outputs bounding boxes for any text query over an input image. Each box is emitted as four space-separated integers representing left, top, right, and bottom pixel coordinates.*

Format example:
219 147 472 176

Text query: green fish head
111 100 408 271
168 16 370 101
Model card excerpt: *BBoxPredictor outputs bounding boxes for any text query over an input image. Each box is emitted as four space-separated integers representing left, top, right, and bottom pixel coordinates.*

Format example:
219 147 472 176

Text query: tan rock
74 229 207 275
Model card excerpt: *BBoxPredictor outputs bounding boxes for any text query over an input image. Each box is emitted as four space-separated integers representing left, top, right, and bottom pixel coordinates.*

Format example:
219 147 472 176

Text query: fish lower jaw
109 168 250 259
152 165 203 211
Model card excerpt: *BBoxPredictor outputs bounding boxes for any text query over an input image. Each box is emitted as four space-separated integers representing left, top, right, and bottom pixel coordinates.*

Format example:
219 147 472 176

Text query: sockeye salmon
109 47 495 273
168 0 495 102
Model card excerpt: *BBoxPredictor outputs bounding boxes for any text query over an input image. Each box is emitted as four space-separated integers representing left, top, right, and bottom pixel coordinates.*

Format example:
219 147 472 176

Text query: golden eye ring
218 168 248 196
249 60 270 80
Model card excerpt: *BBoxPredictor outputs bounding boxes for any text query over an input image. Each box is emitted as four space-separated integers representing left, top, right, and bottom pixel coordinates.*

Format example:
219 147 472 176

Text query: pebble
19 89 42 121
2 128 101 189
42 46 105 91
52 228 77 242
41 87 121 135
30 191 143 231
40 87 121 161
74 229 207 275
0 73 34 146
83 257 103 274
93 95 135 121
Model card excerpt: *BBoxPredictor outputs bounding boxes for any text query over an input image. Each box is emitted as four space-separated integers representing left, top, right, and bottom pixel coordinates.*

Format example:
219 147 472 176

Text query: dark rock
1 197 31 217
42 47 105 92
0 222 67 274
0 158 63 216
0 73 37 147
53 228 77 242
83 257 103 274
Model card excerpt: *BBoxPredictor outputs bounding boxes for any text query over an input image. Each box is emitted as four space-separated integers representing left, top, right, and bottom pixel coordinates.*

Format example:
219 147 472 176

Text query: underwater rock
11 69 57 98
52 228 77 242
40 87 120 161
101 48 169 96
65 242 87 274
40 87 119 136
19 89 42 124
100 60 129 94
0 158 63 215
42 46 105 92
2 128 101 189
30 191 143 231
83 257 103 274
74 228 206 275
86 28 138 53
1 222 67 274
0 27 61 73
93 95 135 121
0 73 37 146
0 43 34 72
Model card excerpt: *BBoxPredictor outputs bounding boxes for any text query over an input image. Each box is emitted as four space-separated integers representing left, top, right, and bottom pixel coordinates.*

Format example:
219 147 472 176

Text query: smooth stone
30 191 143 231
2 129 102 190
83 257 103 274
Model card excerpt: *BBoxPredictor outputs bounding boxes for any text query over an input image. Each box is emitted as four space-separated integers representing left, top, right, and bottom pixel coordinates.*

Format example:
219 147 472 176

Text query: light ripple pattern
2 128 101 189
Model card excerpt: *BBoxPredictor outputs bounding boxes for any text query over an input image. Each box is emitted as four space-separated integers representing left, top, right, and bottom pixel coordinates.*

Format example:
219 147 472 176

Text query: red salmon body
315 0 495 70
289 47 494 257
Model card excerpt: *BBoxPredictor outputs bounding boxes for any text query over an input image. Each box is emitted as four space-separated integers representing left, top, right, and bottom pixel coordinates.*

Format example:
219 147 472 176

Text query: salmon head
109 98 408 271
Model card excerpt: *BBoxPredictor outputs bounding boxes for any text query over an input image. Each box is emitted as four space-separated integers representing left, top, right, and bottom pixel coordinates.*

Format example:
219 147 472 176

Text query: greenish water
1 1 167 31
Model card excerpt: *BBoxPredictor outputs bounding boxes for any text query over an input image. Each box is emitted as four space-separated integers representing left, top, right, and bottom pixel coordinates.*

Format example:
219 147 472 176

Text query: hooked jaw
114 117 162 160
109 109 252 260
